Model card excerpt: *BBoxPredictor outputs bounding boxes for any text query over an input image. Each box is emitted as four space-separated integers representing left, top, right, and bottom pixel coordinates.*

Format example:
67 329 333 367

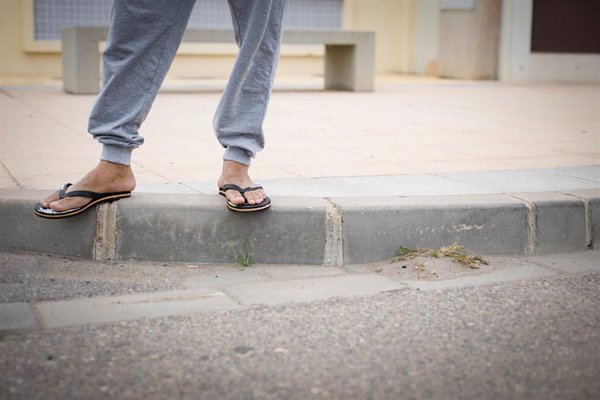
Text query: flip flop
34 183 131 219
218 183 271 213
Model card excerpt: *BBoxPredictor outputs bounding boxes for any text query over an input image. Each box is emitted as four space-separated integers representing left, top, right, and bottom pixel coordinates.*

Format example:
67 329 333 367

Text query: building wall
499 0 600 82
0 0 418 83
343 0 415 74
412 0 440 76
438 0 501 79
1 0 62 81
3 0 597 83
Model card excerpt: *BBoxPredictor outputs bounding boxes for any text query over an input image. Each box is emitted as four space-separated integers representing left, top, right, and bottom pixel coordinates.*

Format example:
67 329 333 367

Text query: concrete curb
1 189 598 264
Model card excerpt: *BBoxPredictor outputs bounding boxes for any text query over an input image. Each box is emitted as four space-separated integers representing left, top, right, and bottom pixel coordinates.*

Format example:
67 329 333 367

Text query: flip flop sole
34 193 131 219
226 198 272 213
219 185 271 213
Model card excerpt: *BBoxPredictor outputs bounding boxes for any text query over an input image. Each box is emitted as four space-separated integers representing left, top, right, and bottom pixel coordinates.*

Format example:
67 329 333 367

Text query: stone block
518 192 587 254
115 194 328 264
0 190 96 258
562 189 600 250
331 194 528 264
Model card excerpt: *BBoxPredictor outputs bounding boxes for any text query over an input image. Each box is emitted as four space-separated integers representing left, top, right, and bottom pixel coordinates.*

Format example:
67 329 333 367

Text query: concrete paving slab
135 182 200 194
116 193 328 265
0 189 96 258
36 288 240 328
252 265 345 279
332 194 529 263
0 302 38 330
0 178 19 190
343 264 373 274
556 165 600 183
183 268 268 289
223 274 404 306
438 169 600 193
527 250 600 273
515 191 587 254
187 174 486 197
402 263 556 291
155 167 600 197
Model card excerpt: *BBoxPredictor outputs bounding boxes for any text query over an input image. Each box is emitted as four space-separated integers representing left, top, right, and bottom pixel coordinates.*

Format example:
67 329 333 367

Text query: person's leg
41 0 196 211
216 0 288 206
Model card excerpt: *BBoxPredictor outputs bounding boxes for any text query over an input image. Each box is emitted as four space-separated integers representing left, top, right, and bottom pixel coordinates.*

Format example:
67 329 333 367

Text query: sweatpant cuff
223 146 252 166
101 144 133 166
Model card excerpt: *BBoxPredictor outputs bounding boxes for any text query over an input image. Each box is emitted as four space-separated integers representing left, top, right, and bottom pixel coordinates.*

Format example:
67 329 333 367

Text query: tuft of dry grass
394 242 487 269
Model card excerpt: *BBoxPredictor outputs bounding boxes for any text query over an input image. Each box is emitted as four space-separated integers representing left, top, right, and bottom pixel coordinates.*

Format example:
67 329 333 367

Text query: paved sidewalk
1 76 598 190
140 166 600 197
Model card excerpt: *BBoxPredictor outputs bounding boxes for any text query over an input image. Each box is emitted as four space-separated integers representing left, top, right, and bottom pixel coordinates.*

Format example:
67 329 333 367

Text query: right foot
40 160 136 212
217 160 266 206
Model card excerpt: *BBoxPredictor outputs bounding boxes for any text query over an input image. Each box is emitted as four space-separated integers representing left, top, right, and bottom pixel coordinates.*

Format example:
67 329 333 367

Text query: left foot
217 160 266 206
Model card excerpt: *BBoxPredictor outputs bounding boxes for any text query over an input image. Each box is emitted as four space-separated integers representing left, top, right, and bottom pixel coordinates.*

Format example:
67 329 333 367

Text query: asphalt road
2 268 599 400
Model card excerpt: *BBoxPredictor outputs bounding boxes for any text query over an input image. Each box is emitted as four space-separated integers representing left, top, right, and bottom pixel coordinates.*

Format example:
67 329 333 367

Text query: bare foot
217 160 265 206
40 161 136 211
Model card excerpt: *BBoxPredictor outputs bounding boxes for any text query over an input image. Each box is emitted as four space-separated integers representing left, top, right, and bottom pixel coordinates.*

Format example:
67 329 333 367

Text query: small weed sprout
236 239 254 268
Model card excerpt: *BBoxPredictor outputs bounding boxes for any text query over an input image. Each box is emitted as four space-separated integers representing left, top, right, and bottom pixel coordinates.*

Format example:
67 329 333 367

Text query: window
32 0 343 41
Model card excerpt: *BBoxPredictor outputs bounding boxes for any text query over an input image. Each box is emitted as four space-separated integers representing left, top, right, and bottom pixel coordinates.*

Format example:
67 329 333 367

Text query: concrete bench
62 27 375 94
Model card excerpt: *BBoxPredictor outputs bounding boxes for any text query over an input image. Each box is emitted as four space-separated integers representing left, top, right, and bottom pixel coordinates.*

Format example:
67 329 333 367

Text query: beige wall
438 0 501 79
344 0 415 73
413 0 440 76
1 0 62 81
0 0 417 83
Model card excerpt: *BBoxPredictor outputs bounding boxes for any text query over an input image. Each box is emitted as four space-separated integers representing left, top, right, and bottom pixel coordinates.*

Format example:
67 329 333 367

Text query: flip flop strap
57 182 129 200
62 190 106 200
222 184 263 194
57 183 72 199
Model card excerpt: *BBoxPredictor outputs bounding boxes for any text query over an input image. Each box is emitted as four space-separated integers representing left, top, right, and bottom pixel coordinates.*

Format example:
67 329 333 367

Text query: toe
49 199 68 212
245 191 257 205
49 197 85 212
41 192 59 208
247 189 264 204
226 191 245 206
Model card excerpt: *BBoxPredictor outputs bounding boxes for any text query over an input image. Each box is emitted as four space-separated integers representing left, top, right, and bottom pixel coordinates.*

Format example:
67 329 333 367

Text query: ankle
97 161 133 177
78 161 136 191
221 160 250 178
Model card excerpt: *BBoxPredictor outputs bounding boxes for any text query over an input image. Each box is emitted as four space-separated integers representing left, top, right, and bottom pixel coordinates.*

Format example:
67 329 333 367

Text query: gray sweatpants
88 0 287 166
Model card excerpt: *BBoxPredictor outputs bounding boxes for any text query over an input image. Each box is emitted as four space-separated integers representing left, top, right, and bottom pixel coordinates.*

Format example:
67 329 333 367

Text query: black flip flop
219 183 271 213
34 183 131 219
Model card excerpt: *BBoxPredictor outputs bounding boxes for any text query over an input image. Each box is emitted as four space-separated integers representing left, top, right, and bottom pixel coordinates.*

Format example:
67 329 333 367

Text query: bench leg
62 28 101 94
325 45 355 91
325 41 375 92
